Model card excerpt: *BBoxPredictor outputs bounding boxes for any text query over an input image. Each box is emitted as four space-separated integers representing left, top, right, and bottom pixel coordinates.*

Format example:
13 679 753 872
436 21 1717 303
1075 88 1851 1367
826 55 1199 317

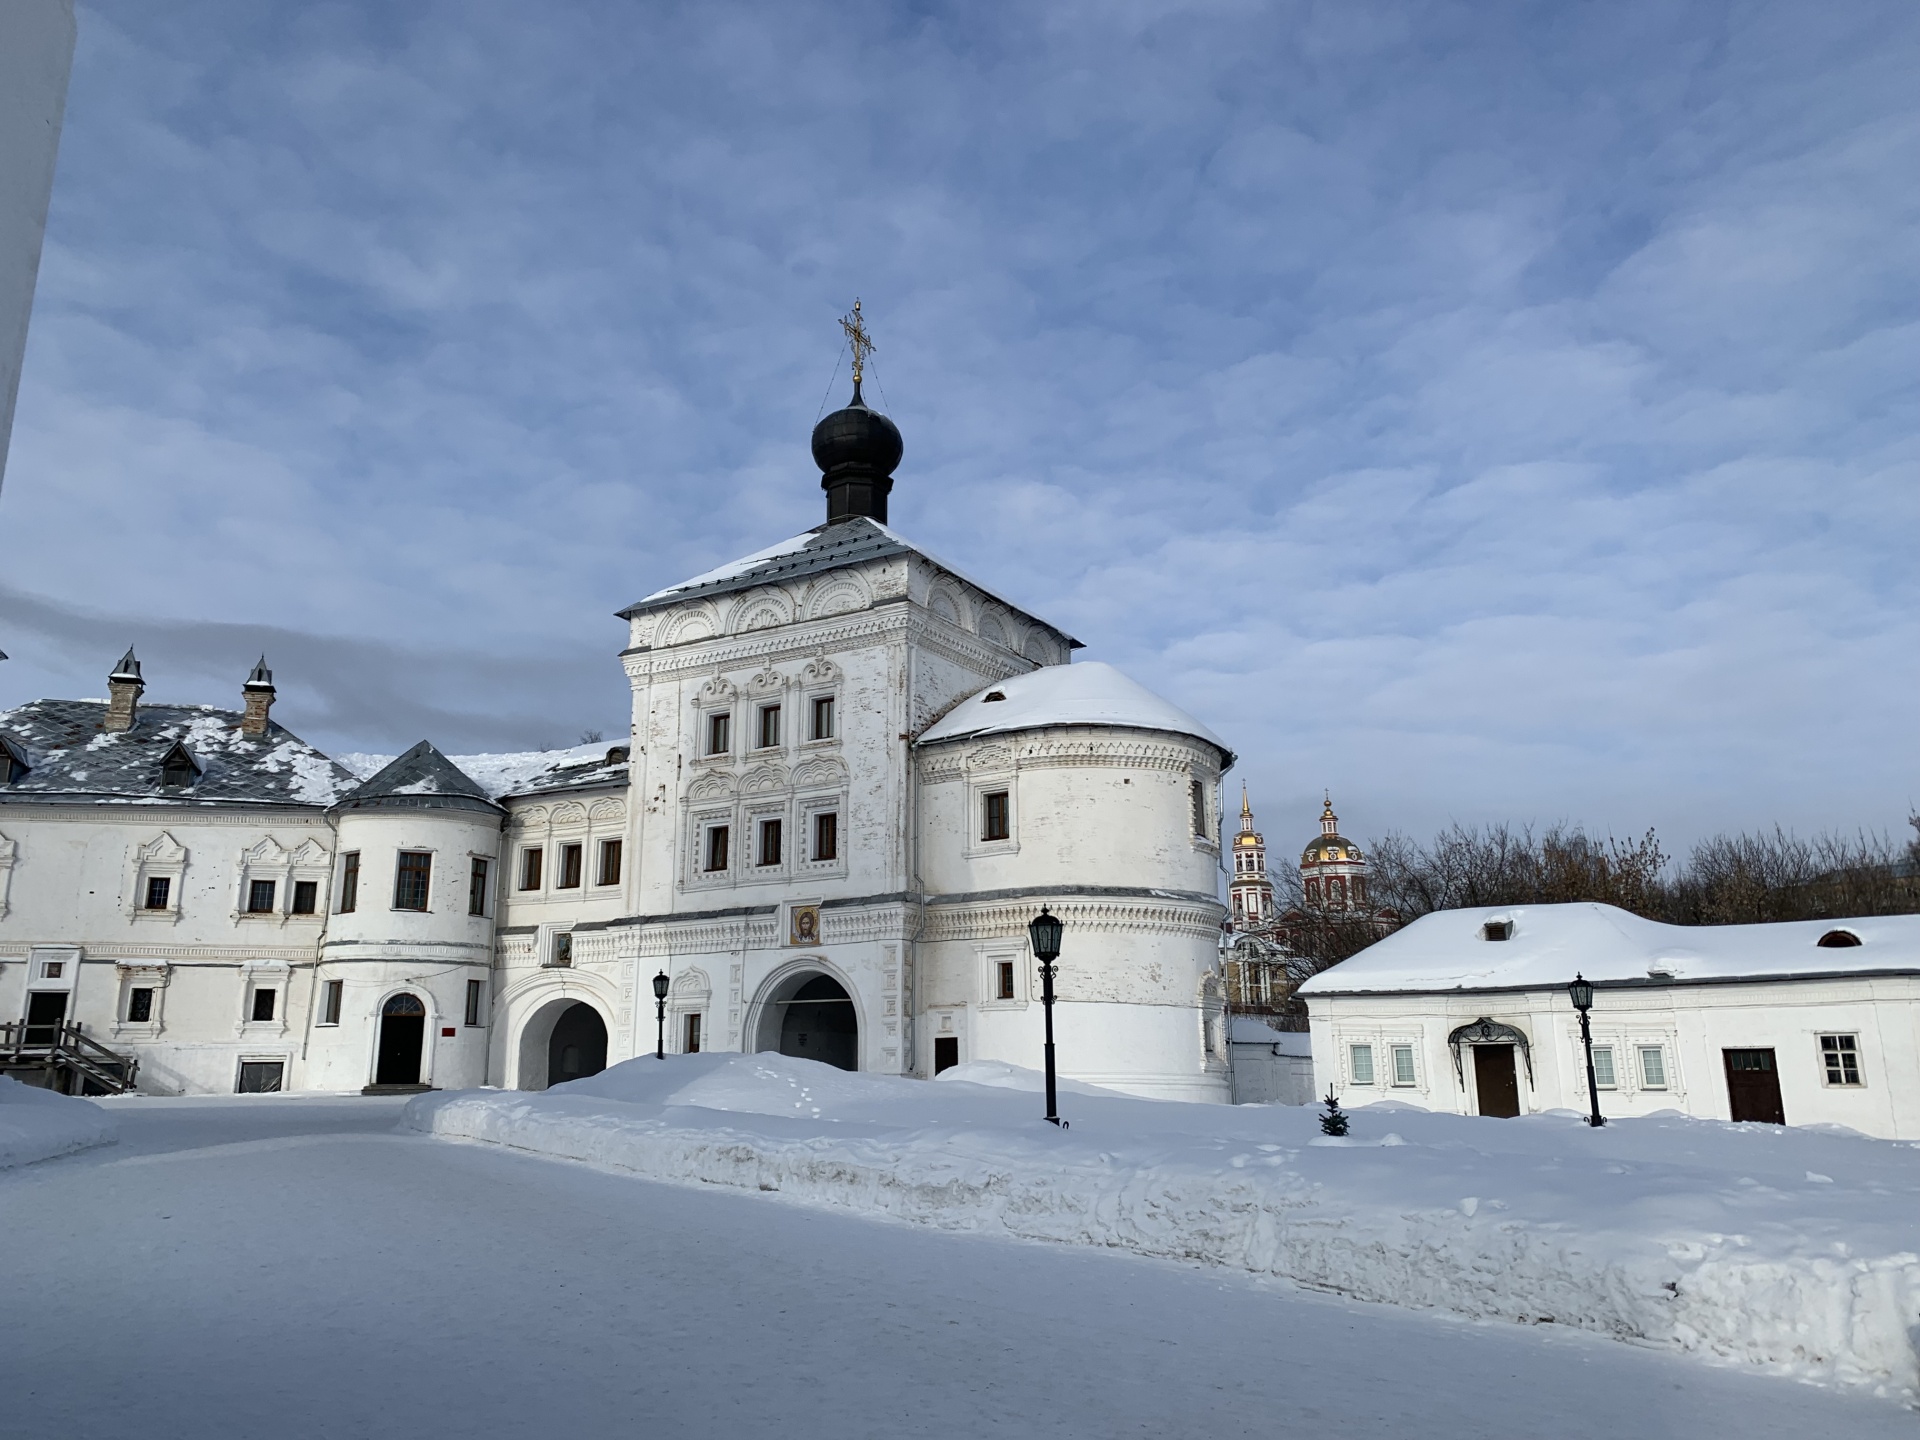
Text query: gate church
0 333 1237 1101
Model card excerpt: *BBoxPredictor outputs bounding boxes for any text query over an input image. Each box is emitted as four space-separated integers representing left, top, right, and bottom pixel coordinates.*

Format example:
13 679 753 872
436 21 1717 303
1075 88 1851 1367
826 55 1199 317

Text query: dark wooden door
1723 1049 1785 1124
24 991 67 1046
1473 1044 1521 1117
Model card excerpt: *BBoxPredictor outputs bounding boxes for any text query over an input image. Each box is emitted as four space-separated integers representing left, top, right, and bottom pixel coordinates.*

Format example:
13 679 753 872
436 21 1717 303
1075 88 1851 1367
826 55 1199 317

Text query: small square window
810 695 835 741
758 818 782 867
393 852 432 911
338 852 360 914
558 843 583 889
1819 1034 1862 1086
251 987 278 1023
291 880 318 915
1638 1046 1668 1089
321 979 343 1026
996 960 1016 1001
469 857 490 916
465 978 484 1027
981 790 1010 842
519 847 543 891
1390 1044 1416 1087
126 987 154 1023
597 839 622 887
1349 1043 1375 1086
758 704 781 749
246 879 277 914
706 711 731 755
144 875 172 910
812 811 838 863
1591 1045 1617 1089
705 825 730 873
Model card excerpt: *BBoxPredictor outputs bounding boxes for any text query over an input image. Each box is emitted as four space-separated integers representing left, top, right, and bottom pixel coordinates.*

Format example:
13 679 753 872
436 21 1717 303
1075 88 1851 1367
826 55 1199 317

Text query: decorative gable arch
1448 1018 1534 1086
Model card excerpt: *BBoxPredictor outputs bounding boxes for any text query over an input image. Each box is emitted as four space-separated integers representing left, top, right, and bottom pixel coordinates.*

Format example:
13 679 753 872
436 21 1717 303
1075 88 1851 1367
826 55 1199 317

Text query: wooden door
1473 1043 1521 1117
1723 1048 1785 1124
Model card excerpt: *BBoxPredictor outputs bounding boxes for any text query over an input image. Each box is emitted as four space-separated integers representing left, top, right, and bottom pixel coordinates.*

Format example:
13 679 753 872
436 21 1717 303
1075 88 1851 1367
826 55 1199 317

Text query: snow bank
406 1054 1920 1398
0 1077 117 1168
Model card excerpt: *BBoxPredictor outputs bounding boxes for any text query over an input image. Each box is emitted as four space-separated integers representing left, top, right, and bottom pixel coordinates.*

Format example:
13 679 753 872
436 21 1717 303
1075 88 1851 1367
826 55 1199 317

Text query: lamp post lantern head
1028 907 1063 964
652 970 671 1003
1568 973 1593 1014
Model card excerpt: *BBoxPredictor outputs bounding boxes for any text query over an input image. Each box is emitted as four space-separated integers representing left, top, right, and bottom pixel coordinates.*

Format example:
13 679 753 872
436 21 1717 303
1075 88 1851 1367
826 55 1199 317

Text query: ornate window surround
126 831 188 925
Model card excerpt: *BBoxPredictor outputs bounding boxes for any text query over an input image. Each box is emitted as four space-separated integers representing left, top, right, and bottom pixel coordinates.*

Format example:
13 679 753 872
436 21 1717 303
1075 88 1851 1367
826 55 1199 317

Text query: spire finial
1321 791 1339 837
839 298 874 390
1240 783 1253 825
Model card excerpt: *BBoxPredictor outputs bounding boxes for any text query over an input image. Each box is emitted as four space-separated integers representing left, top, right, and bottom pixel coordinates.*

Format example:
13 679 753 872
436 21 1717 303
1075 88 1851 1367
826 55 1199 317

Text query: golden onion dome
1302 834 1361 863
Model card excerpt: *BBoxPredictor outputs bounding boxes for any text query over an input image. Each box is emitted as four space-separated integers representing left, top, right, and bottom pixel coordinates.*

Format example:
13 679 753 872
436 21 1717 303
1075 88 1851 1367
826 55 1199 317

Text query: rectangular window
1349 1043 1375 1085
321 979 343 1026
996 960 1016 1001
126 987 154 1023
758 704 781 749
246 878 277 914
597 839 622 886
810 694 835 740
558 843 583 889
338 852 359 913
1190 779 1207 837
1591 1045 1617 1089
758 818 782 867
1819 1034 1862 1086
812 811 838 863
291 880 318 915
143 875 172 910
250 987 277 1023
393 851 432 911
706 711 731 755
1638 1046 1668 1089
684 1012 702 1054
469 857 489 916
237 1060 285 1094
519 847 543 891
465 978 484 1027
705 825 730 872
982 790 1010 842
1391 1044 1416 1087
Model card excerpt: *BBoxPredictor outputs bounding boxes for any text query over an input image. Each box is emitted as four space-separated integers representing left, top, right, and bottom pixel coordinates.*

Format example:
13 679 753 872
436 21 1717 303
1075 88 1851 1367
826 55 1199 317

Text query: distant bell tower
1228 785 1276 929
1300 792 1368 912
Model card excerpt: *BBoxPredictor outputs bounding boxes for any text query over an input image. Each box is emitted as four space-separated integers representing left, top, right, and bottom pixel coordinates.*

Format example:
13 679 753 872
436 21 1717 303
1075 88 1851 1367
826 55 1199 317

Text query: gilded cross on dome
839 299 875 385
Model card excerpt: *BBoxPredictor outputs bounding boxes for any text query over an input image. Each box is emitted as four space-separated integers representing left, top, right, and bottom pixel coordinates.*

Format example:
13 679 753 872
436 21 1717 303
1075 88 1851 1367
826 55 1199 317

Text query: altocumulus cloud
0 0 1913 847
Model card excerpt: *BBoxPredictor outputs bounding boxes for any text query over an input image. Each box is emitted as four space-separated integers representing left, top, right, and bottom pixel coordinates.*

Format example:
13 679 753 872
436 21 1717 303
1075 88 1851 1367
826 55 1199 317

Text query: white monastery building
1300 902 1920 1140
0 351 1238 1100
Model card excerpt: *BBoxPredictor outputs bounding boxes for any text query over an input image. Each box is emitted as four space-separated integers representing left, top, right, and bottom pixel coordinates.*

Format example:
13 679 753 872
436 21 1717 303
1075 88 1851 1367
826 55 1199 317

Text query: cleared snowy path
0 1096 1909 1440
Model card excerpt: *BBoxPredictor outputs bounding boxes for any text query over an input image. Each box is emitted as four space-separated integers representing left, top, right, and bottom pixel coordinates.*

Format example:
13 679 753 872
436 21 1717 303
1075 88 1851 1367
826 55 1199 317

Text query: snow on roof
1229 1018 1312 1053
337 741 628 801
916 660 1233 762
1299 902 1920 995
619 516 1078 646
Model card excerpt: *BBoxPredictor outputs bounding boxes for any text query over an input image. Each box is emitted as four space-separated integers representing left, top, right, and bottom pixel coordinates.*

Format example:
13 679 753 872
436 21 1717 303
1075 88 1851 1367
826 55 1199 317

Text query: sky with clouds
1 0 1914 852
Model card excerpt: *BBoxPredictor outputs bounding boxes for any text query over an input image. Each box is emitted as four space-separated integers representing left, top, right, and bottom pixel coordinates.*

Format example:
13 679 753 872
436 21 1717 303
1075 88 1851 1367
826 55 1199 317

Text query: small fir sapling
1319 1089 1349 1136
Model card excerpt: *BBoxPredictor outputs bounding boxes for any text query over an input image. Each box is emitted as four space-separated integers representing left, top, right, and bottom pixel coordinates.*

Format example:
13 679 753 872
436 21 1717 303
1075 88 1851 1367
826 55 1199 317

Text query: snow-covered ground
0 1075 115 1167
2 1092 1911 1438
408 1054 1920 1400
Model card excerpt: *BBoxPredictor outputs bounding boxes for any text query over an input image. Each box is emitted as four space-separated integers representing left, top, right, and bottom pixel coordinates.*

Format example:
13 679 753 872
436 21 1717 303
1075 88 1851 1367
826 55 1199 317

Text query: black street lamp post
1568 973 1604 1127
1028 907 1064 1126
653 970 670 1060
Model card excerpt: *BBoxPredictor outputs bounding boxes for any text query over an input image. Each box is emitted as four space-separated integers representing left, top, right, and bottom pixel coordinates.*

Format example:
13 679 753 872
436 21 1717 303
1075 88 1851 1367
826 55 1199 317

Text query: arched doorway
547 1002 608 1087
755 971 858 1071
375 993 426 1086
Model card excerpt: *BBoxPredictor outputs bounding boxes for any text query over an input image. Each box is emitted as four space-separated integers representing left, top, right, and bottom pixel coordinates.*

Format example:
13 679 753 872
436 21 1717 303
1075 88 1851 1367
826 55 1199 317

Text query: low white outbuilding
1228 1017 1315 1106
1299 903 1920 1140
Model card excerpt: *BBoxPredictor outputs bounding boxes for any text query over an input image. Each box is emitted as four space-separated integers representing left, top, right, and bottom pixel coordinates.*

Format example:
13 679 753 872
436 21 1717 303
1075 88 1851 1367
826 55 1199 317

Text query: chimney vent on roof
104 647 145 733
241 655 276 737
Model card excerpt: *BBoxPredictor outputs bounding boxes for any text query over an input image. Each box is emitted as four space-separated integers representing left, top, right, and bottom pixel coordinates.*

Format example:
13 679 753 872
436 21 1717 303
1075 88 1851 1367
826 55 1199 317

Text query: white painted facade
1300 903 1920 1139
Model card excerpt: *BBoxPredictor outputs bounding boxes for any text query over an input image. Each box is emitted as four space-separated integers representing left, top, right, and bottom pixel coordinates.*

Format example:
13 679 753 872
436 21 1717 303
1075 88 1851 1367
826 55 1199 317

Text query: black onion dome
811 381 903 478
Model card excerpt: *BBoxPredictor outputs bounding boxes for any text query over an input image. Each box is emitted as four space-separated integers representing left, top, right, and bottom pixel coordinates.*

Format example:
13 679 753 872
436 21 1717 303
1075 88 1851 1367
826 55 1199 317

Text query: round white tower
914 662 1233 1102
307 742 504 1093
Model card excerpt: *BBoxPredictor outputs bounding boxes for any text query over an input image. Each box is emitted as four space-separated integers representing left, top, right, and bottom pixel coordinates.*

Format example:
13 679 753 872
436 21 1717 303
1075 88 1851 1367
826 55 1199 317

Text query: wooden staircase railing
0 1020 139 1095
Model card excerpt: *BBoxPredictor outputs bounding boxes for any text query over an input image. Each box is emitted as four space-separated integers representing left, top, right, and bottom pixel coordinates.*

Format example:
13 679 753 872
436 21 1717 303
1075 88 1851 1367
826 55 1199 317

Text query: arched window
1816 929 1862 949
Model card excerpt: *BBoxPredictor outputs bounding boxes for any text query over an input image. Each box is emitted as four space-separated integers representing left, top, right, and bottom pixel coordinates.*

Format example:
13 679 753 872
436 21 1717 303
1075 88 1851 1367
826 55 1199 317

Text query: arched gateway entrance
753 971 859 1071
547 1003 608 1087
